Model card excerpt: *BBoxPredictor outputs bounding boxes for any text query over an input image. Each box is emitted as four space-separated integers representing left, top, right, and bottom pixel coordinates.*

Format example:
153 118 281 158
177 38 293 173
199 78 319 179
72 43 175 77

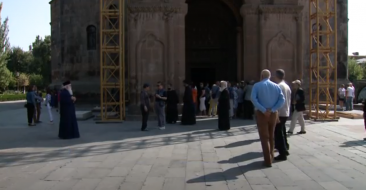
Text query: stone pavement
1 105 366 190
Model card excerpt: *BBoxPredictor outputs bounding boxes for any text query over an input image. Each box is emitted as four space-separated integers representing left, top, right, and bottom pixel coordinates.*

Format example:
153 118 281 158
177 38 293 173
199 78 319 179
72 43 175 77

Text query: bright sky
1 0 365 55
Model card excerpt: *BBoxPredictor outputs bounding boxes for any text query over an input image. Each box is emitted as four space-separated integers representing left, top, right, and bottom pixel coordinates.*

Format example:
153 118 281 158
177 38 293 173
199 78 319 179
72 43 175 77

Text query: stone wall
49 0 349 107
50 0 100 94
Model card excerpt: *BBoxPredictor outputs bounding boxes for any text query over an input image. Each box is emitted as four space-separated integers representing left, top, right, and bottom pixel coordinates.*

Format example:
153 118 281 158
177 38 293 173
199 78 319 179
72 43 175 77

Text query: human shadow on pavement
187 160 264 183
215 139 259 149
217 152 263 164
339 139 366 147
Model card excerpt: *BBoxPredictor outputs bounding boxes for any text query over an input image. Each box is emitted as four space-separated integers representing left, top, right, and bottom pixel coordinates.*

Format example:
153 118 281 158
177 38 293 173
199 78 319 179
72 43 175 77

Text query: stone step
76 111 94 121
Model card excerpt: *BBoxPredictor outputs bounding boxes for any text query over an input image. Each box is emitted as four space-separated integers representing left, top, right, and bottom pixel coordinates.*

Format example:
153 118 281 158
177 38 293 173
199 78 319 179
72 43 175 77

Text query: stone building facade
50 0 348 106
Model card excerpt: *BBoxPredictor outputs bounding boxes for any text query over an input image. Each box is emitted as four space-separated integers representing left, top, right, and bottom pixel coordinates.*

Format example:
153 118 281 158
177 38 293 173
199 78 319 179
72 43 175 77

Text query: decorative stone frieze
259 5 303 14
240 5 259 16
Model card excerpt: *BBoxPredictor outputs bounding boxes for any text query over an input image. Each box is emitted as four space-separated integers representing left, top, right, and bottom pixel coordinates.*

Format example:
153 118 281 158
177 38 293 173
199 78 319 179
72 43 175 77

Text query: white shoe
159 126 165 130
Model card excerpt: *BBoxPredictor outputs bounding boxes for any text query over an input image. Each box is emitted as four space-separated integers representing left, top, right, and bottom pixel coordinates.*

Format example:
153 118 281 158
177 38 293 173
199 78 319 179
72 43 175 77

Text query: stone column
296 12 303 80
259 11 267 71
237 27 243 80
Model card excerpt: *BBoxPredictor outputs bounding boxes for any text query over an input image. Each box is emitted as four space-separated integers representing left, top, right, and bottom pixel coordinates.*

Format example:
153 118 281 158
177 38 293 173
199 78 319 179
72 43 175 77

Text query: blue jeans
346 97 353 111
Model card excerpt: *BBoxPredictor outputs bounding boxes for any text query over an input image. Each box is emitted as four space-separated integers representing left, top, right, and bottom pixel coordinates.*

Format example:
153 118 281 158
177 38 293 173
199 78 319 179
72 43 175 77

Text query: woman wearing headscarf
218 81 230 130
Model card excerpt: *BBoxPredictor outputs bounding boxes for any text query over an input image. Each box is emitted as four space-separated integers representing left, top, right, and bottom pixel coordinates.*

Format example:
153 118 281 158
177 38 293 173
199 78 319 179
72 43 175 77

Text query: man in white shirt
346 83 355 111
272 69 291 160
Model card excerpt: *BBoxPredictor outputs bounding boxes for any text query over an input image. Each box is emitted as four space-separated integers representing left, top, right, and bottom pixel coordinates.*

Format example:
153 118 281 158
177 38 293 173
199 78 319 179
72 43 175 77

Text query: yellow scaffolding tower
308 0 338 121
99 0 126 122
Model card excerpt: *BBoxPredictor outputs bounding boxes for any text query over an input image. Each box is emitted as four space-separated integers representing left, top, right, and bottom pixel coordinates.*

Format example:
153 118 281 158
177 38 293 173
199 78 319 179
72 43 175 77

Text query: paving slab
0 104 366 189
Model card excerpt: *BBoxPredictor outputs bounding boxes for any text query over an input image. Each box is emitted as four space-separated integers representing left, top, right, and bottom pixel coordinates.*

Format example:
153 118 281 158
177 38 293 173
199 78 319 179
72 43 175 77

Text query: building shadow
0 121 259 167
187 160 264 183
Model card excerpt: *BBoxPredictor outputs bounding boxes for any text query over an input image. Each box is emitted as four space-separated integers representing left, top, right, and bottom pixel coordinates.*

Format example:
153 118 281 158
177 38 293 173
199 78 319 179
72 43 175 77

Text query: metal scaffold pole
308 0 338 121
99 0 126 122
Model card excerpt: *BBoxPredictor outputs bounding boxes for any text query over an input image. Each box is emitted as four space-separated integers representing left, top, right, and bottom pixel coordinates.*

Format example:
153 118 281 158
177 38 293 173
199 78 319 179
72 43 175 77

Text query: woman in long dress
181 80 196 125
218 81 230 130
166 84 179 124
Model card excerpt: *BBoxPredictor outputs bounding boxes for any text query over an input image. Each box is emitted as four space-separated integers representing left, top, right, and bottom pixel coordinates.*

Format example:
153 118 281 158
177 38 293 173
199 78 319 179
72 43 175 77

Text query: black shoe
287 131 293 135
297 131 306 134
286 144 290 151
274 155 287 161
141 129 149 131
262 162 272 167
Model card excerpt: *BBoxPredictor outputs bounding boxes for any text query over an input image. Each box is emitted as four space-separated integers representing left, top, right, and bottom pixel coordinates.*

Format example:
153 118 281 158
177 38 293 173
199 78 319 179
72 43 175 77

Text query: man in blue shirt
155 82 167 130
251 69 285 167
208 81 220 116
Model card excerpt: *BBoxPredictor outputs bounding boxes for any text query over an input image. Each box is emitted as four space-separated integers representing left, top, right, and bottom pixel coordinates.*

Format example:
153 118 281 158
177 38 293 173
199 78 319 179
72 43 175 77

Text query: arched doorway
185 0 238 86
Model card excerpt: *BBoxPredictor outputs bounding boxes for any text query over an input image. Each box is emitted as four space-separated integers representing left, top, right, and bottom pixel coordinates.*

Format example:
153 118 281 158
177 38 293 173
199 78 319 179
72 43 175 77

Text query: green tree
17 73 29 93
0 2 11 91
31 35 51 85
7 47 33 73
348 58 364 82
28 73 43 88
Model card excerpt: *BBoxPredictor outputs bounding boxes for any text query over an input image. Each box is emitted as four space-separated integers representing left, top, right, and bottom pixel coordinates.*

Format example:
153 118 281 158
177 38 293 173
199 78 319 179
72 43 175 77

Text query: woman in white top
45 88 54 124
338 84 346 111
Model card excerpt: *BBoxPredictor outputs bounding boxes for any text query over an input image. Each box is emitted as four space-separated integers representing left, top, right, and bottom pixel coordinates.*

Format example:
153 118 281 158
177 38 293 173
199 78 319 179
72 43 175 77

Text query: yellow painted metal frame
308 0 338 121
99 0 126 121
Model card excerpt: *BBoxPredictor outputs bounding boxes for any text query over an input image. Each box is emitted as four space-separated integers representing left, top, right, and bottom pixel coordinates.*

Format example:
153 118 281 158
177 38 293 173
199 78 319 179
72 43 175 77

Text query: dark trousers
236 102 244 118
27 103 35 124
35 103 41 122
275 116 289 156
243 100 254 119
140 105 149 131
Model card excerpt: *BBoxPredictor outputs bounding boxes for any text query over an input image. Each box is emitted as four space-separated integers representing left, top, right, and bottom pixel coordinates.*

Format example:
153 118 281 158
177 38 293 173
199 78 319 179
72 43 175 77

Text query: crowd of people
139 69 308 167
25 81 80 140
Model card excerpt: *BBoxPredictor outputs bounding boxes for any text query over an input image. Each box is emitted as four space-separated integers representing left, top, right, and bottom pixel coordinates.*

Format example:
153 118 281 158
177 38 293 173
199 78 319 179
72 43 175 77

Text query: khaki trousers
255 110 278 166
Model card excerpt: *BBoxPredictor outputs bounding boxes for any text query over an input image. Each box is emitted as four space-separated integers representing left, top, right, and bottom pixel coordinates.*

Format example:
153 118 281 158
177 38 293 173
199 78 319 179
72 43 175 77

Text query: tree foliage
348 58 364 82
0 4 12 91
18 73 29 87
28 73 43 87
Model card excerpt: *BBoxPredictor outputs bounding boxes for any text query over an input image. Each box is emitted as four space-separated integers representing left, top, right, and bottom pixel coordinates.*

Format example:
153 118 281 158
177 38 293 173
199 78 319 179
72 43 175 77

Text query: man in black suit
287 80 306 134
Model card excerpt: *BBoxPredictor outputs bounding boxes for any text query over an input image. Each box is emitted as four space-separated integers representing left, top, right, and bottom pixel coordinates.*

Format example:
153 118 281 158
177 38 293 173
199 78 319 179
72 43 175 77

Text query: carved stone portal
136 33 165 102
267 32 296 80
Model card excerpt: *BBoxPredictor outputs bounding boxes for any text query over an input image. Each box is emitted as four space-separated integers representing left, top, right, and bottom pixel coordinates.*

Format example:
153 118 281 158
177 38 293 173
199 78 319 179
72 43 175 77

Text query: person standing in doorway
140 83 151 131
209 81 220 117
243 81 255 119
338 84 346 111
155 82 167 130
218 81 230 130
346 83 355 111
181 80 196 125
287 80 306 135
191 83 198 114
26 86 36 126
166 83 179 124
272 69 291 161
204 83 211 114
228 82 234 118
251 69 285 167
199 82 206 115
45 88 54 124
236 84 244 118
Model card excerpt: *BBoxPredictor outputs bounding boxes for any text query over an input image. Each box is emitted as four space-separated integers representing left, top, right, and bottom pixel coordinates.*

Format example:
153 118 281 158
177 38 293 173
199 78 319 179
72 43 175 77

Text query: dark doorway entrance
190 68 216 86
185 0 238 84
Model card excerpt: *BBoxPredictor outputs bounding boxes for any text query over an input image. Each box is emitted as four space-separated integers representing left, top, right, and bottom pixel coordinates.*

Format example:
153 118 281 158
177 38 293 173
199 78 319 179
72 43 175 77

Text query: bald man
251 69 285 167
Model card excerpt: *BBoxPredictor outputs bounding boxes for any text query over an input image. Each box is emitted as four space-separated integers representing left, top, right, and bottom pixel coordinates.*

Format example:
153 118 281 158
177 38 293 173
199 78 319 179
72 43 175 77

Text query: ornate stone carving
128 5 180 21
267 32 296 80
136 33 165 96
240 5 258 16
259 5 303 14
128 5 181 13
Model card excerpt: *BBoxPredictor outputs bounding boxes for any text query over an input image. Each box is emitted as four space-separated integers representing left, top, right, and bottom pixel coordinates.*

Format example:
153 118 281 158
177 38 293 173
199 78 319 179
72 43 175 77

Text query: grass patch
0 94 27 102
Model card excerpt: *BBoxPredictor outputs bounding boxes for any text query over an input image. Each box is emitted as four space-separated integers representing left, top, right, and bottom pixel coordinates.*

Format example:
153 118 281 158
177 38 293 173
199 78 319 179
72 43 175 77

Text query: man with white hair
251 69 285 167
58 80 80 139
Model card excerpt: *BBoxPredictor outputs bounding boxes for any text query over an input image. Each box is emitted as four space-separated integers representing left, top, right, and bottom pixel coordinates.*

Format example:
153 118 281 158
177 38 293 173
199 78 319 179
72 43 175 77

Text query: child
45 88 54 124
